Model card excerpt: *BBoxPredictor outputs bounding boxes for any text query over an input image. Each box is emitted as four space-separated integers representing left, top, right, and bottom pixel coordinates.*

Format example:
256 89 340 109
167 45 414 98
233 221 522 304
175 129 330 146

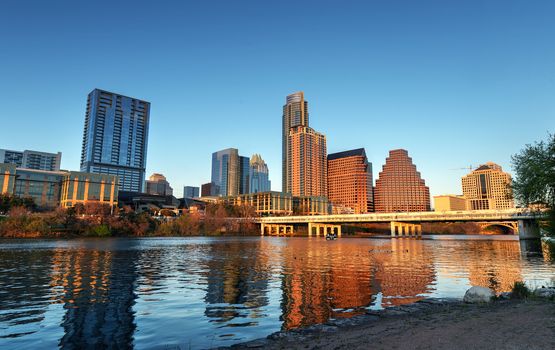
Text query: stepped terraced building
374 149 430 212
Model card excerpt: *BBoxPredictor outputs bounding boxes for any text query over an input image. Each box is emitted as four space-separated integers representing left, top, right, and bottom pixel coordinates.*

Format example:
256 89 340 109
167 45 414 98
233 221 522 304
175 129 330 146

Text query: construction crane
449 165 474 171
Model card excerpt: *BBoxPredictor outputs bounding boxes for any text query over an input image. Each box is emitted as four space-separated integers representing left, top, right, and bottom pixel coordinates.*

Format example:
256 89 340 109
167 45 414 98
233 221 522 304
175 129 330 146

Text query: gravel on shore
227 298 555 350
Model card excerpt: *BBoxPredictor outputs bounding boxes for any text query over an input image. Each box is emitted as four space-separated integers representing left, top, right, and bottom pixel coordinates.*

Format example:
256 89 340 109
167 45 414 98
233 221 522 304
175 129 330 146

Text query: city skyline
1 1 554 198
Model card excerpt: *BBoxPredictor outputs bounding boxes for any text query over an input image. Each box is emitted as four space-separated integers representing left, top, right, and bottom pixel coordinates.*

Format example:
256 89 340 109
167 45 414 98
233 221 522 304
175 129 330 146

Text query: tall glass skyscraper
249 154 271 193
80 89 150 192
211 148 239 197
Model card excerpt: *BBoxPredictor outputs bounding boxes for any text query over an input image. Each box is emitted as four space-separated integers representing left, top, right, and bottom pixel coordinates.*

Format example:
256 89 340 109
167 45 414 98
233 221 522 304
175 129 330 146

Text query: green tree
512 133 555 236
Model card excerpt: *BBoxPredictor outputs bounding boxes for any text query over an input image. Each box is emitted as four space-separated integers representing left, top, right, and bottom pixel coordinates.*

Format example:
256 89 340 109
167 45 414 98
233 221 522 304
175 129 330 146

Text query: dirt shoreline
228 298 555 350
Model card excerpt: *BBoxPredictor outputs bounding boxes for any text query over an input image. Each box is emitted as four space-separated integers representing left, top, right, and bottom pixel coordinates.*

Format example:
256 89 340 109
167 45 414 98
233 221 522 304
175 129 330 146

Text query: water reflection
0 237 554 349
52 246 138 349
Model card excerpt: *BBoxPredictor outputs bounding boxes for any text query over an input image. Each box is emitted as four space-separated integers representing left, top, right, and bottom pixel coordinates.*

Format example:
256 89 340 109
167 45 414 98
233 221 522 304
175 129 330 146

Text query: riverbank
230 298 555 350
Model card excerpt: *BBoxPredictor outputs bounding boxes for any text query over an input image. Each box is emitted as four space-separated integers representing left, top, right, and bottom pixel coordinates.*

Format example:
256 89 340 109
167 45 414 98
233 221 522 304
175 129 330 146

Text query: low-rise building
60 172 118 208
183 186 200 198
145 173 173 196
433 195 466 211
0 163 118 209
221 191 293 216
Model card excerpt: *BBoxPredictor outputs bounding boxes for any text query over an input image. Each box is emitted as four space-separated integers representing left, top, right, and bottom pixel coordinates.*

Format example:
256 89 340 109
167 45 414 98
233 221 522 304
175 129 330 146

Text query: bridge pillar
260 223 265 236
518 220 540 240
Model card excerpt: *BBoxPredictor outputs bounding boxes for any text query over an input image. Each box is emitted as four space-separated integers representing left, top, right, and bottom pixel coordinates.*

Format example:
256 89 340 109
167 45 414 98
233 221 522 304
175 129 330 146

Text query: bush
87 224 111 237
511 281 531 299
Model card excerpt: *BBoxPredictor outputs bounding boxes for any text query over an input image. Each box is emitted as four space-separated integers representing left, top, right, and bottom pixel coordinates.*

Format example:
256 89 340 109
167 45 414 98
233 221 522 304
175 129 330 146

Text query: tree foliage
511 133 555 207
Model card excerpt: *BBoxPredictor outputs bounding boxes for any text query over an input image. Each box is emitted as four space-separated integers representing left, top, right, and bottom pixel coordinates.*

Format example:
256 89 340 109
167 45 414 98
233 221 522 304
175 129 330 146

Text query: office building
249 154 271 194
282 91 309 193
374 149 431 212
434 195 466 211
211 148 239 196
183 186 200 198
201 182 212 197
288 125 327 197
145 173 173 196
327 148 374 213
210 148 252 197
0 149 61 171
0 163 118 209
462 162 514 210
240 155 250 195
80 89 150 192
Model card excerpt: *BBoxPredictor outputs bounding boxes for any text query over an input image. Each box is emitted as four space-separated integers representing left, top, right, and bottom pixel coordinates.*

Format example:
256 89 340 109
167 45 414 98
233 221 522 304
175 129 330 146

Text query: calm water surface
0 236 554 349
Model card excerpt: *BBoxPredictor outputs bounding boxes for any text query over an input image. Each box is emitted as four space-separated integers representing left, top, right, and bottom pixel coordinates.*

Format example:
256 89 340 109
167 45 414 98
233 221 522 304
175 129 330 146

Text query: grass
510 281 531 300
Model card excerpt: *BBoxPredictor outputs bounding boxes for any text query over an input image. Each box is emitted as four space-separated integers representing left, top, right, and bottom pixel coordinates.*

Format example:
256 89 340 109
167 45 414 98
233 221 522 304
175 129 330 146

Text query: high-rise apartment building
183 186 200 198
282 92 309 193
327 148 374 213
462 162 514 210
374 149 431 212
282 92 327 196
0 149 62 171
145 173 173 196
249 154 271 193
288 126 327 197
80 89 150 192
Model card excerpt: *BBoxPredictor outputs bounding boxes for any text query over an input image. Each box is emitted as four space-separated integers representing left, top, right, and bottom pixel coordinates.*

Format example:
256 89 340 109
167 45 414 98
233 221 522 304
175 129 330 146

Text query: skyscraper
288 126 327 197
282 92 327 196
80 89 150 192
211 148 239 197
374 149 430 212
462 162 514 210
239 155 250 195
327 148 374 213
0 149 62 171
249 154 271 193
282 92 309 193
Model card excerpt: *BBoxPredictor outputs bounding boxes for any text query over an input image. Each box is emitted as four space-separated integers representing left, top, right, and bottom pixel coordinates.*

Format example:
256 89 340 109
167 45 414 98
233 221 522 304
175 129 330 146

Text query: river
0 236 553 349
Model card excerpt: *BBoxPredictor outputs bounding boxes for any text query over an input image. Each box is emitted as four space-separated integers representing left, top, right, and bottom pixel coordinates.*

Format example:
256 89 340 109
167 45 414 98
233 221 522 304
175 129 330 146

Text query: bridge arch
478 222 518 235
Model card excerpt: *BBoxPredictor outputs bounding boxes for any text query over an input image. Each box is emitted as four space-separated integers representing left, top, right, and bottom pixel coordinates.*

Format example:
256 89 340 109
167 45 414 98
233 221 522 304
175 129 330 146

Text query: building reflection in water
0 248 55 340
280 238 436 330
204 239 273 325
50 243 138 349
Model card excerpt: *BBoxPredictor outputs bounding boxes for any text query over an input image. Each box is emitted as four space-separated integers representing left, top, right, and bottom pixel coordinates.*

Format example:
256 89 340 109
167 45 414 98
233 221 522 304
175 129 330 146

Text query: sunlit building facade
0 149 62 171
434 194 466 211
462 162 514 210
222 191 293 216
374 149 431 212
282 91 309 193
327 148 374 213
80 89 150 192
0 163 118 209
288 126 327 197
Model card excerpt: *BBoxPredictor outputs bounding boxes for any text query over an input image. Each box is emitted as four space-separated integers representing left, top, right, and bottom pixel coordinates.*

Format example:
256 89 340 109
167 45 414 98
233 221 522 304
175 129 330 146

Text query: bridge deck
257 209 541 224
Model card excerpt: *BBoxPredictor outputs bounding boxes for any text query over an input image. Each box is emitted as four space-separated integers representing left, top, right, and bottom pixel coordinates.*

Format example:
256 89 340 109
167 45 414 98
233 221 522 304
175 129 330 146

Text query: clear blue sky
1 0 554 198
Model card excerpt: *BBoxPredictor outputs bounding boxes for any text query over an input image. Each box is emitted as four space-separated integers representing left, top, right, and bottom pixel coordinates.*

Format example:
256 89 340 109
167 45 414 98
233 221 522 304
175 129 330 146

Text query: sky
1 0 554 198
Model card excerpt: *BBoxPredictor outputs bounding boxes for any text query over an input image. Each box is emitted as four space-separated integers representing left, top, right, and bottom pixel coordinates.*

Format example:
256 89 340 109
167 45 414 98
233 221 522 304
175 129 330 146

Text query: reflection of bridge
257 209 544 239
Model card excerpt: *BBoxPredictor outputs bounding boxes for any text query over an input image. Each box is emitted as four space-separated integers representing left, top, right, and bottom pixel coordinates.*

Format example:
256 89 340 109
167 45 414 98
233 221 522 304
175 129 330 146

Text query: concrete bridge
256 209 544 239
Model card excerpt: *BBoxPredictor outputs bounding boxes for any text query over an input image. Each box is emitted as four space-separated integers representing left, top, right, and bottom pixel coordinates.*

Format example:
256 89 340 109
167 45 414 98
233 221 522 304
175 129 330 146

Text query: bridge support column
518 220 540 240
260 223 265 236
391 222 421 238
